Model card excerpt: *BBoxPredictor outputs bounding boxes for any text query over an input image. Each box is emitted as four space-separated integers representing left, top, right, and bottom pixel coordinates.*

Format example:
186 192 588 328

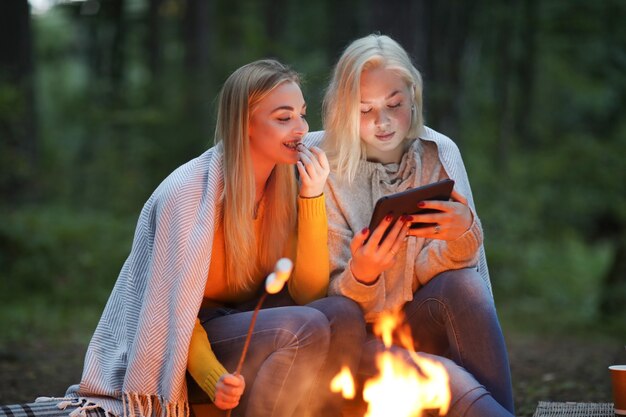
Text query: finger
451 189 468 205
379 215 409 253
406 223 441 239
417 199 449 212
367 214 398 247
297 145 317 164
309 146 330 171
296 161 311 182
214 394 239 410
411 210 446 226
298 152 320 177
222 373 245 388
383 221 410 263
350 227 370 255
236 373 245 387
215 386 241 406
217 389 240 403
220 382 244 397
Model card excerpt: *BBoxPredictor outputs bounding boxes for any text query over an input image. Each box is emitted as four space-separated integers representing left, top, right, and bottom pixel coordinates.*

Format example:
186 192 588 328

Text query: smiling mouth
376 132 395 140
284 140 302 150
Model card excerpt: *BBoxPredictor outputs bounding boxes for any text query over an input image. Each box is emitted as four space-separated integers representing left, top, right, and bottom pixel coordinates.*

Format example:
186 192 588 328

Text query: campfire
331 311 451 417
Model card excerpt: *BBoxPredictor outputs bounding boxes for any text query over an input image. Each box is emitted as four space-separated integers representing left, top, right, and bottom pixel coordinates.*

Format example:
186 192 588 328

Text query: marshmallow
265 258 293 294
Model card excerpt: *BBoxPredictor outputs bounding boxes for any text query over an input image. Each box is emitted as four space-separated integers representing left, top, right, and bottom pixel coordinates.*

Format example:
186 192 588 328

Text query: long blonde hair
323 34 424 183
215 59 299 291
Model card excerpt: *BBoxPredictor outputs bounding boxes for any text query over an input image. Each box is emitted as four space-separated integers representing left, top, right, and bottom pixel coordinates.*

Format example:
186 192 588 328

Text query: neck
253 159 276 205
366 143 406 164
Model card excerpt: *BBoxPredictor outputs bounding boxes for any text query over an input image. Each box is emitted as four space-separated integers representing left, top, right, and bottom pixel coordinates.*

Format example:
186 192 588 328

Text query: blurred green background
0 0 625 403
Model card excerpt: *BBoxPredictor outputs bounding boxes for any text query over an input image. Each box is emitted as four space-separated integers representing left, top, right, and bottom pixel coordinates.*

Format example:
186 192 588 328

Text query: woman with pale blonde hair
320 34 516 416
1 59 364 417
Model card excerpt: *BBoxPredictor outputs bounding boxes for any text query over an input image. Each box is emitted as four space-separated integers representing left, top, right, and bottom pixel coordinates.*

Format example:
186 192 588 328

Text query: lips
375 131 395 141
283 140 301 150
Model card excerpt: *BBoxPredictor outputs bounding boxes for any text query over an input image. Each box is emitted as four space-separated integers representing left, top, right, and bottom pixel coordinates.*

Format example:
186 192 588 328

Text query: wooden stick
225 292 267 417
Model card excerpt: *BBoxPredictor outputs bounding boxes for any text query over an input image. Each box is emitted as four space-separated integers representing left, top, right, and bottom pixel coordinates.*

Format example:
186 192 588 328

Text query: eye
300 114 307 120
277 116 291 122
360 107 372 114
388 102 402 109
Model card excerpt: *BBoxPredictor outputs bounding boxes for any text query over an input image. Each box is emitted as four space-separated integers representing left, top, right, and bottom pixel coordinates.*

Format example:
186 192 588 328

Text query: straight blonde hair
215 59 299 291
323 34 424 183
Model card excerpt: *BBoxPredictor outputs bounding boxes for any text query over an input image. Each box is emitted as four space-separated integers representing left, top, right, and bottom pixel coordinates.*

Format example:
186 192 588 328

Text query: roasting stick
225 258 294 417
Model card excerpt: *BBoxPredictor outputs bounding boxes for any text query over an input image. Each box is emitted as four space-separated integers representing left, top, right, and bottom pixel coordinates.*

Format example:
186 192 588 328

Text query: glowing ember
330 365 356 399
332 311 450 417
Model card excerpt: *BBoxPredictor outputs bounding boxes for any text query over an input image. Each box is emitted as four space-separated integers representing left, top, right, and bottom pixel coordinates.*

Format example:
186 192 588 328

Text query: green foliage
2 0 625 347
0 206 135 345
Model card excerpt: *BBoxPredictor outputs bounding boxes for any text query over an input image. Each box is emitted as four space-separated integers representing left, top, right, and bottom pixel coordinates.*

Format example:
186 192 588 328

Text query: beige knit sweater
322 127 486 323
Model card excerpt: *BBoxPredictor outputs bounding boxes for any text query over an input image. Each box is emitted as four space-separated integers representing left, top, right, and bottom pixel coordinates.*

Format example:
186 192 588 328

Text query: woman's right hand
349 215 411 284
214 373 245 410
297 145 330 198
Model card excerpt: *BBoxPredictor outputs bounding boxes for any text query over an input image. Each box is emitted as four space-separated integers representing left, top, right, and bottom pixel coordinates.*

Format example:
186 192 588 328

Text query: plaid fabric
0 400 106 417
533 401 614 417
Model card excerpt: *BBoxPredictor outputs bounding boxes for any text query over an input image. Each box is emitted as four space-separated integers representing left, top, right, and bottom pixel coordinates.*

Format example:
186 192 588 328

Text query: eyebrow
361 90 402 104
270 104 307 113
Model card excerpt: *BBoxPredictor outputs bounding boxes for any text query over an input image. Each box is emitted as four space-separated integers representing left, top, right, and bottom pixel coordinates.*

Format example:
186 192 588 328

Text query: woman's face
359 66 413 164
248 81 308 168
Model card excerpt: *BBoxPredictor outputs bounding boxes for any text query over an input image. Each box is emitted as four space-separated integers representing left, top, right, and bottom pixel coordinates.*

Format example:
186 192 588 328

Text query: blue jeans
192 293 365 417
359 268 515 417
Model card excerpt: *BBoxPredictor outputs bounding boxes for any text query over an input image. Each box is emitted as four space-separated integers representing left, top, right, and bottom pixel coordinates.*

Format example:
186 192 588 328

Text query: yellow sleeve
187 319 229 401
288 194 329 305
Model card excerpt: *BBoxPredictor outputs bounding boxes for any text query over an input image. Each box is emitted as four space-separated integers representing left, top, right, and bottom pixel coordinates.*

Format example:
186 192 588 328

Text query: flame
331 311 450 417
330 365 356 399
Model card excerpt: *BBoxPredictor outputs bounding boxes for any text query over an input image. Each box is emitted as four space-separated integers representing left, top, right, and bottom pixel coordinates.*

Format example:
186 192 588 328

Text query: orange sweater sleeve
288 194 330 305
187 319 229 401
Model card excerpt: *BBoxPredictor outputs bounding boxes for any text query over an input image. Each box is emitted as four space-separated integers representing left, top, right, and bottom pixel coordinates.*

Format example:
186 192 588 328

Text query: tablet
368 179 455 242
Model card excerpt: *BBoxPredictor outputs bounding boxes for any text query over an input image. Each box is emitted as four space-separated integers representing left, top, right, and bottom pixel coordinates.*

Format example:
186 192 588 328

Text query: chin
280 156 299 165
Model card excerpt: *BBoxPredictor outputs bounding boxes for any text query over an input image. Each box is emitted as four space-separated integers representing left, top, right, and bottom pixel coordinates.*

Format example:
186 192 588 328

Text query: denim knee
419 352 489 417
272 306 331 352
311 296 366 332
435 268 494 309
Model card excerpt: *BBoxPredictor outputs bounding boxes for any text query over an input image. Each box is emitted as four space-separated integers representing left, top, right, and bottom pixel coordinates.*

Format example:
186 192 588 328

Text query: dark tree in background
365 0 475 143
183 0 214 140
0 0 38 202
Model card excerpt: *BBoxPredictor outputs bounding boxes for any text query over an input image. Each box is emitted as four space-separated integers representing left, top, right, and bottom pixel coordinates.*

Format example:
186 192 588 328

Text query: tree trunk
326 0 362 61
109 0 126 100
147 0 163 79
493 4 516 170
183 0 211 73
514 0 537 147
0 0 38 202
366 0 474 141
182 0 213 142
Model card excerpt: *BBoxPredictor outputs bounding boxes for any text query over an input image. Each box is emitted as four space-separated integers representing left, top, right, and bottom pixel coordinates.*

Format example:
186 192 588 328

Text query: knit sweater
322 127 489 323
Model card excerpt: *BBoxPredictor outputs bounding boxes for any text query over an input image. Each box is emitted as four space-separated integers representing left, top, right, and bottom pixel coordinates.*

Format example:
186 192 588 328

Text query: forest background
1 1 625 416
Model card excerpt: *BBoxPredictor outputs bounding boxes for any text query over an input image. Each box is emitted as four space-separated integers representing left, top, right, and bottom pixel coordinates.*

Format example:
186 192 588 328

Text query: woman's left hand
297 145 330 198
407 189 473 241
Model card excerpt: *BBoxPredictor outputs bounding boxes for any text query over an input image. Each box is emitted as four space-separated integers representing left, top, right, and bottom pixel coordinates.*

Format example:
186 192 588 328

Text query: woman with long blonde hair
4 59 365 417
322 34 515 417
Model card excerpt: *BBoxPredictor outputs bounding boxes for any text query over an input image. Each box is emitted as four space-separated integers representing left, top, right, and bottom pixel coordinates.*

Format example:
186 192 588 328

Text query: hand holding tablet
368 179 455 243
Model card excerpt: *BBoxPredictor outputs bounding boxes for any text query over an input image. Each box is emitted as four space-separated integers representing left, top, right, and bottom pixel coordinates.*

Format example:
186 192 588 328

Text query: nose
295 116 309 135
374 109 390 127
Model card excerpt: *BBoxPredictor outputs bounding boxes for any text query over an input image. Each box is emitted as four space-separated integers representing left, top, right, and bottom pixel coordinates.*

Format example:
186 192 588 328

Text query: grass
0 205 135 346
